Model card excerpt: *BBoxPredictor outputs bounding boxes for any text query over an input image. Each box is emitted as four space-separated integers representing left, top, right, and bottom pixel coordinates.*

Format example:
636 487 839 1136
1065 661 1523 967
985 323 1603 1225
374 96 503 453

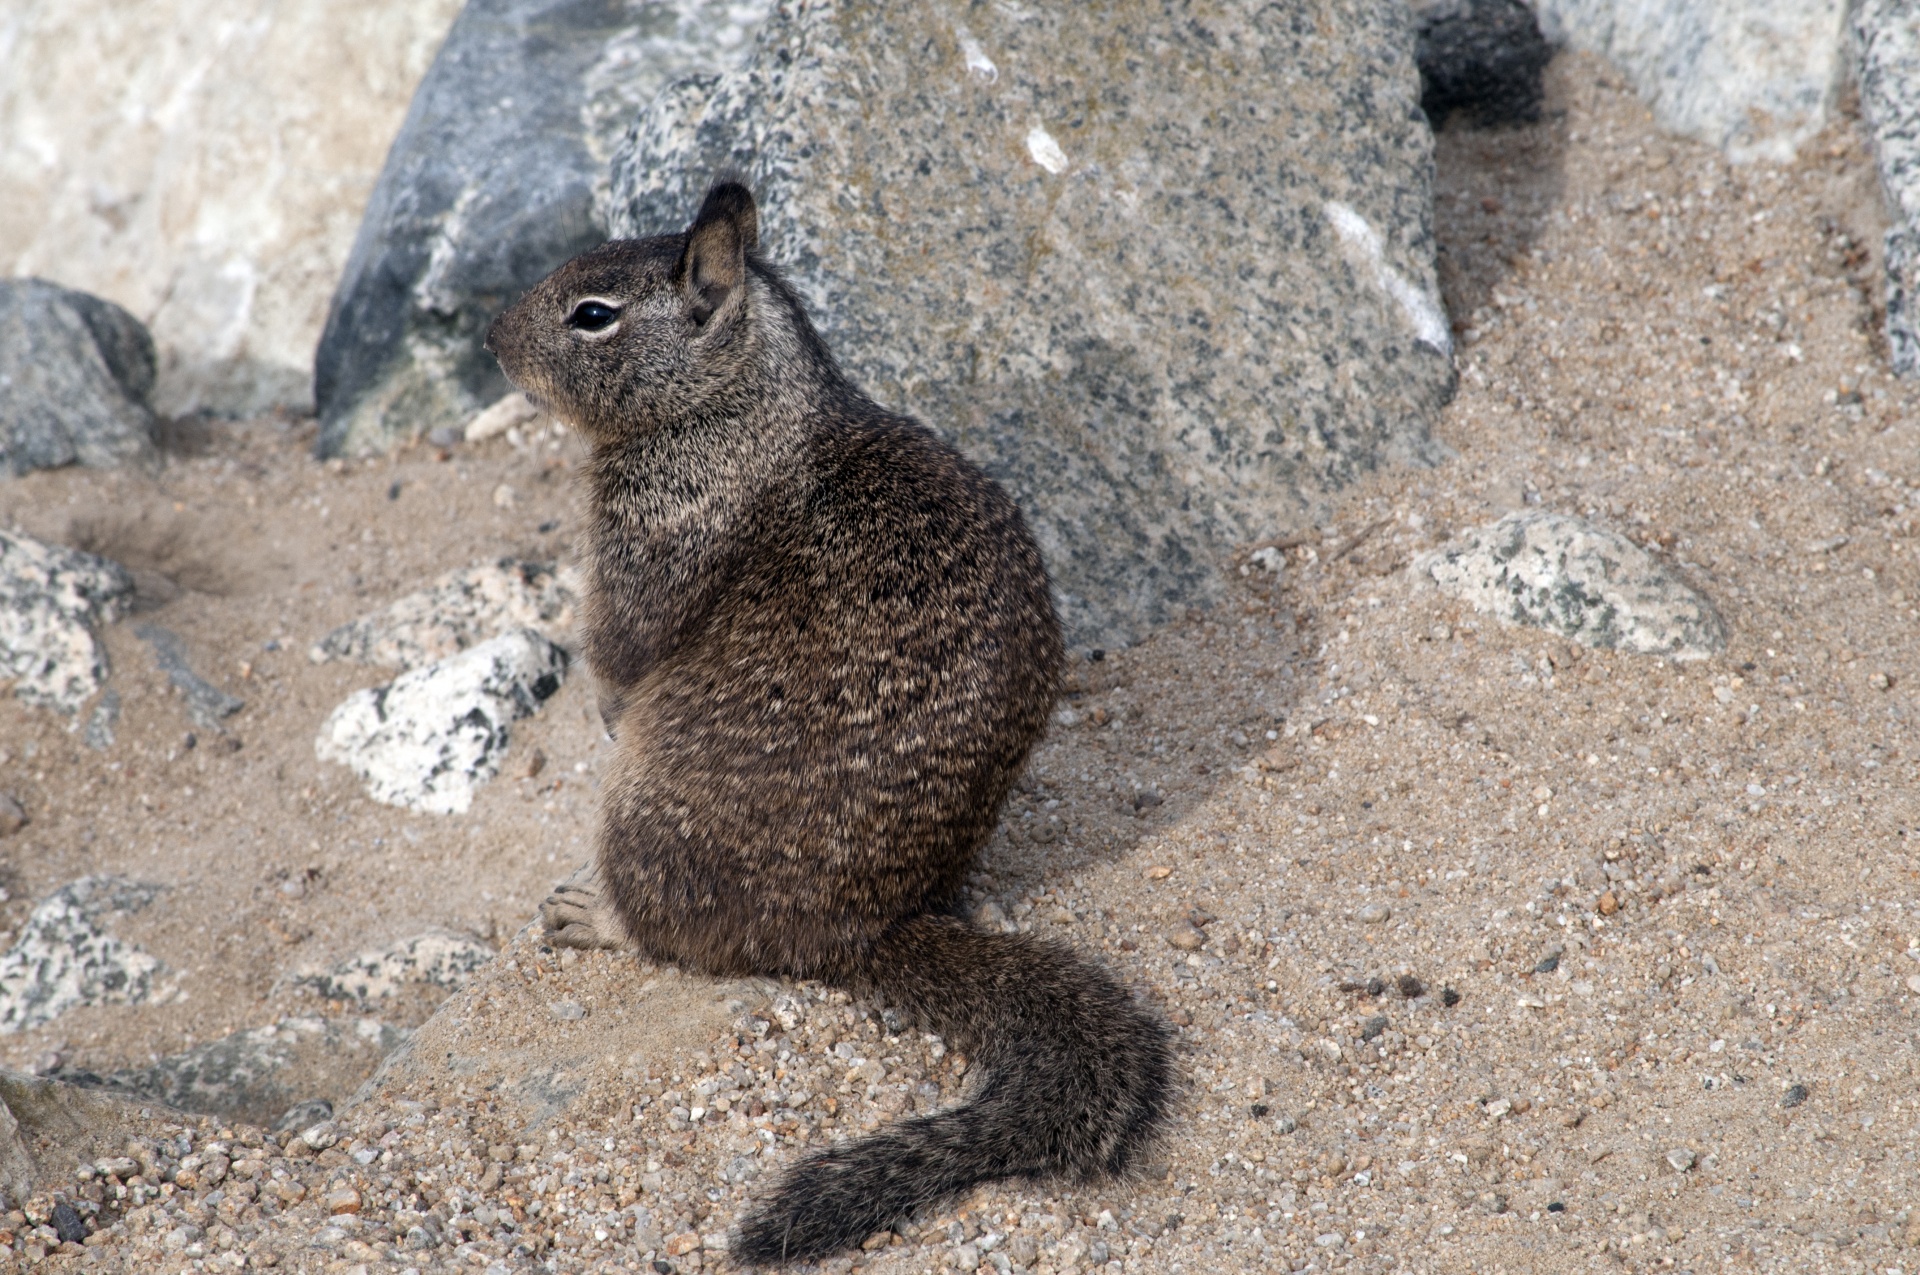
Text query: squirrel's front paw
540 863 629 951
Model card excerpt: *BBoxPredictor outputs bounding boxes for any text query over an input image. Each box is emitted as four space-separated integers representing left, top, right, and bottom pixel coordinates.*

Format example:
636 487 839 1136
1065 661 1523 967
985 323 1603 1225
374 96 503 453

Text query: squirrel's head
485 181 769 446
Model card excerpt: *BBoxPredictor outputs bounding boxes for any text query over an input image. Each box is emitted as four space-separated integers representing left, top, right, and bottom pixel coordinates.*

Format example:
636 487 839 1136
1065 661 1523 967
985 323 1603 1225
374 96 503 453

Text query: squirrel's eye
567 300 620 332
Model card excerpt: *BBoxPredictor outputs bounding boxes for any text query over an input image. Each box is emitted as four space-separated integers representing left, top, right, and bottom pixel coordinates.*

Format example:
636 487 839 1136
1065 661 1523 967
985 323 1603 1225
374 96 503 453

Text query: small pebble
1165 923 1207 951
1274 1113 1299 1134
1360 1015 1388 1041
0 792 27 837
1441 986 1461 1007
549 1000 587 1021
1396 973 1425 998
1781 1083 1810 1109
325 1187 363 1215
1533 953 1560 974
51 1201 87 1243
1357 901 1391 924
1664 1147 1696 1173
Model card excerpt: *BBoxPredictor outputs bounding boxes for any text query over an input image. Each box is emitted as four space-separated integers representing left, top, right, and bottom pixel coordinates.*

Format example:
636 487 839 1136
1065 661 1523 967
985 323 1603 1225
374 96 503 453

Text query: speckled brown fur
485 182 1170 1263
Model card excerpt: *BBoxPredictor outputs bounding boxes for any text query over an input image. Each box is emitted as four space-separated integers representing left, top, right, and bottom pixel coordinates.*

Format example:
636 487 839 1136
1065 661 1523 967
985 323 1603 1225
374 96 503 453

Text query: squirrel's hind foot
540 862 629 950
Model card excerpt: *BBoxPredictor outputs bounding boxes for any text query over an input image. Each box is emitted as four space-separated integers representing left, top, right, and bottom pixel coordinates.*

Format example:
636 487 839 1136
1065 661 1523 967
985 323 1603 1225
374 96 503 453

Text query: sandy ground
4 49 1920 1274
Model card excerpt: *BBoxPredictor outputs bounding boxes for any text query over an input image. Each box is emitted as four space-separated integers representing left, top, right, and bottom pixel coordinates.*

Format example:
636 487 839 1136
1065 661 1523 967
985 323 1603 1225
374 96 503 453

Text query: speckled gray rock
309 558 579 671
1853 0 1920 377
1416 511 1726 659
0 877 165 1035
608 0 1454 643
0 530 136 714
0 279 158 478
1531 0 1847 163
315 628 569 814
314 0 769 457
288 930 496 1010
51 1016 412 1129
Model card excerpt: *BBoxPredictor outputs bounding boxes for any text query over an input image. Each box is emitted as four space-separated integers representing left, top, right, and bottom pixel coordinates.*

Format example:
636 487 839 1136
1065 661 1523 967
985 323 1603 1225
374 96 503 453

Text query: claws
539 865 628 950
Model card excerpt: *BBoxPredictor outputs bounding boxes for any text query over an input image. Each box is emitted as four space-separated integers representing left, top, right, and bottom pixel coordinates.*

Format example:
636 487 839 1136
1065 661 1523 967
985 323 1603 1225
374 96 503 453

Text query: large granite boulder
315 0 770 456
0 280 157 477
0 0 466 417
1854 0 1920 378
608 0 1455 643
1531 0 1849 163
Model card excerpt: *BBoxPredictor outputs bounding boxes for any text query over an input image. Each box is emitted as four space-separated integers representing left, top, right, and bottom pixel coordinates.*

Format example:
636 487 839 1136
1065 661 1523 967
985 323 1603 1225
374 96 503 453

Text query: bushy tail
733 915 1171 1264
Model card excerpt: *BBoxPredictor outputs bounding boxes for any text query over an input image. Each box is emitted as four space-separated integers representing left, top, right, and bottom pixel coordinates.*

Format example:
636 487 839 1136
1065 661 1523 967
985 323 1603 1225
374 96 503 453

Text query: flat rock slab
51 1016 411 1132
309 558 579 671
50 933 496 1127
352 924 765 1129
1532 0 1848 162
0 877 166 1036
0 279 157 478
609 0 1455 643
315 0 770 456
315 628 570 814
1416 511 1727 659
0 530 135 714
1853 0 1920 377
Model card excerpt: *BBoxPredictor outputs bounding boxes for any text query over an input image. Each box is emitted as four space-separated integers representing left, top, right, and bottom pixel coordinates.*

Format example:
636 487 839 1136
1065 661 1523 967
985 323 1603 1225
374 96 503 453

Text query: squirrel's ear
677 181 757 327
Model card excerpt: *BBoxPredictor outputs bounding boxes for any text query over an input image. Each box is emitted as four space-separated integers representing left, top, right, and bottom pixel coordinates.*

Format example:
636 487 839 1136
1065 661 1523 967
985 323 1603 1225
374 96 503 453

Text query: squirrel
484 181 1170 1263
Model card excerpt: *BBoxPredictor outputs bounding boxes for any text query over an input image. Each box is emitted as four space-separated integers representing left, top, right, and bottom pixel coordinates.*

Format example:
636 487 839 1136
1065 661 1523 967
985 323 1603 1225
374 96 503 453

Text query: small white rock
310 559 578 670
464 392 542 442
289 930 496 1008
1358 901 1392 924
1416 512 1726 659
1665 1146 1696 1173
0 530 135 713
315 629 570 814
